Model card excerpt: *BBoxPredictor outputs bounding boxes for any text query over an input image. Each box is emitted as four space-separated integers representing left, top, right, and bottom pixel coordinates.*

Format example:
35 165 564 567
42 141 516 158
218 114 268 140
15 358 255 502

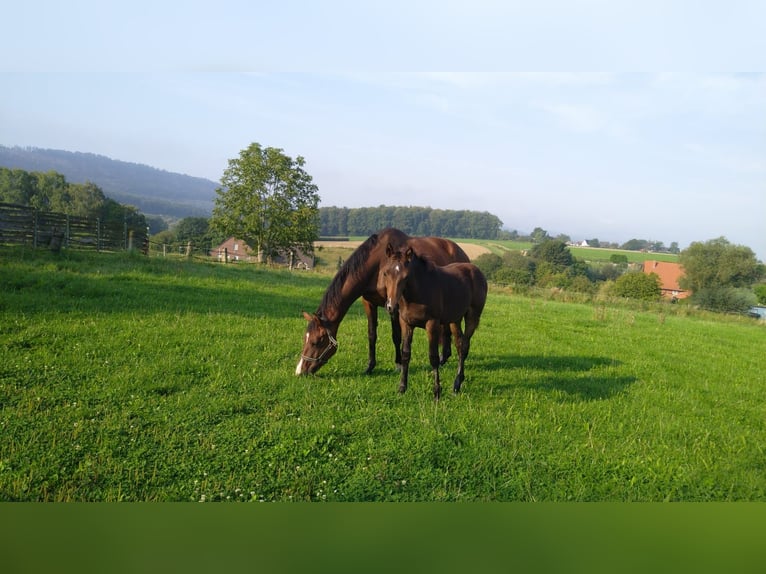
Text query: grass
1 246 764 501
568 246 678 263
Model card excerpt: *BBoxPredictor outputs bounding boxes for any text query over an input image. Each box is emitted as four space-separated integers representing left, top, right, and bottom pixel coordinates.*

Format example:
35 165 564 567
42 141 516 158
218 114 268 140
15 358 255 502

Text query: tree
530 239 573 270
531 227 549 243
68 181 106 217
679 237 762 292
211 143 320 262
679 237 763 313
620 238 650 251
175 217 212 247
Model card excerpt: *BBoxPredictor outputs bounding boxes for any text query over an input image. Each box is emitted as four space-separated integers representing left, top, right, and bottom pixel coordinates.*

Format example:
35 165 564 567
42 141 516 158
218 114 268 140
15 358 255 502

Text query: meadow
1 246 764 501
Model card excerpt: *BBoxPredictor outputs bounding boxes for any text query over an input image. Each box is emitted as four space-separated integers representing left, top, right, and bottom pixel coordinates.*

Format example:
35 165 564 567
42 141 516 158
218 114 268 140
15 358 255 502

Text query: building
210 237 314 269
642 260 690 300
211 237 256 262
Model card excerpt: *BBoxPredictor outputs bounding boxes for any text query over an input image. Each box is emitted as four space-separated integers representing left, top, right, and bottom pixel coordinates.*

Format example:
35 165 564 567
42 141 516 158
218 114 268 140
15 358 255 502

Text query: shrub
473 253 503 277
493 265 534 286
754 283 766 305
610 254 628 264
610 271 662 301
692 287 757 314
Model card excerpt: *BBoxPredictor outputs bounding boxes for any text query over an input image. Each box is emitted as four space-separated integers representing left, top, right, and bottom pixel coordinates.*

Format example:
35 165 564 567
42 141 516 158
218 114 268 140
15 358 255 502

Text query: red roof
642 260 690 299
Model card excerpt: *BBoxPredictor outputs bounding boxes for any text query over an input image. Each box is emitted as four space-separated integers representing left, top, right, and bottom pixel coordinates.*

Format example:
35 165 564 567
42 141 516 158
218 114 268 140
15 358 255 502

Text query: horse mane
317 232 380 315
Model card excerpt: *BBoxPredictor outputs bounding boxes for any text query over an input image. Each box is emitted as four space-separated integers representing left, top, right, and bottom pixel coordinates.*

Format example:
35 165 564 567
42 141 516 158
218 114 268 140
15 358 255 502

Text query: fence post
224 247 228 264
128 229 134 251
186 241 192 258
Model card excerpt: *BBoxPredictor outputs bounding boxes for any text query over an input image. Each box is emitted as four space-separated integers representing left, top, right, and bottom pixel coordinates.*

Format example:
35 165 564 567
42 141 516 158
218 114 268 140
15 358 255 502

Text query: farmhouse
211 237 314 269
642 260 690 300
212 237 256 262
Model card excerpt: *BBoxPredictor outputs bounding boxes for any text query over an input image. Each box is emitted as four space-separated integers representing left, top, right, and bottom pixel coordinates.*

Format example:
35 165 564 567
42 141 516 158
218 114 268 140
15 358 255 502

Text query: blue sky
1 2 764 259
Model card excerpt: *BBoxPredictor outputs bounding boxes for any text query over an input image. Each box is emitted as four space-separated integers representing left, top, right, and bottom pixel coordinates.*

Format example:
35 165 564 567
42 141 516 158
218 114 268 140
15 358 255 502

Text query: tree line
0 167 147 231
319 206 504 239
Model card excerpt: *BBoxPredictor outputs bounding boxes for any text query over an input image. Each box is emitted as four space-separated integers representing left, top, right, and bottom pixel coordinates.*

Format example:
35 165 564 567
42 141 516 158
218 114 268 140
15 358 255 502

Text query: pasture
1 246 764 501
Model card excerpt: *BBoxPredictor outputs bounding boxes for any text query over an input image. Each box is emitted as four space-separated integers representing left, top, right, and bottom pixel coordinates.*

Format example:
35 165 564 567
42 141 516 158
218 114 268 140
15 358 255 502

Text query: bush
610 272 662 301
610 254 628 264
691 287 757 314
493 265 534 286
473 253 503 277
754 283 766 305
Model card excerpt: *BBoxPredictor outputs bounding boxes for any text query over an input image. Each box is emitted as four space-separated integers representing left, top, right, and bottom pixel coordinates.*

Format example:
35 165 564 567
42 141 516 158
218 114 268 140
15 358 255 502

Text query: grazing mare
381 244 487 399
296 228 469 375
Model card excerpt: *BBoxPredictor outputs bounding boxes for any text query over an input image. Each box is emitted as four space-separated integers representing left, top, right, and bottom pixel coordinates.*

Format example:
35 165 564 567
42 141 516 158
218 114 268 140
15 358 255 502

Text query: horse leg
439 323 452 365
427 320 442 400
363 299 377 375
398 321 413 394
390 309 403 370
451 322 466 393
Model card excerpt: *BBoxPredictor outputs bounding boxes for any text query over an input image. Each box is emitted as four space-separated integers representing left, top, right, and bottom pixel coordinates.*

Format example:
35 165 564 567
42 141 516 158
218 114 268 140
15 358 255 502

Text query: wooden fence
0 202 148 252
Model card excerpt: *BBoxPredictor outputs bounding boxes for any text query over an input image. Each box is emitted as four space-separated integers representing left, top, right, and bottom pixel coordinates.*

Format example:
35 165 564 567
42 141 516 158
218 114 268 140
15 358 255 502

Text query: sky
1 1 764 259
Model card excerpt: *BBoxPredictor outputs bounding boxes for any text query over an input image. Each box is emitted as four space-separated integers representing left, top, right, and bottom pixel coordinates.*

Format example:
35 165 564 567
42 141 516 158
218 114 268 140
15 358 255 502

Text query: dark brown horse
381 243 487 399
296 228 469 375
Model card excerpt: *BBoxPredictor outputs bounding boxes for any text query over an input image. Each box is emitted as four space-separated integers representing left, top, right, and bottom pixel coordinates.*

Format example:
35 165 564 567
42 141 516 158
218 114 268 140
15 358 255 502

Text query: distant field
314 240 491 261
1 246 763 501
315 237 678 264
569 246 678 263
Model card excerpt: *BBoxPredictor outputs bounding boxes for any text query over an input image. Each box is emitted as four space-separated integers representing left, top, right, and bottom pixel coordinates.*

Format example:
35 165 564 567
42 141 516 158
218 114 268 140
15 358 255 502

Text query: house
211 237 257 262
642 260 690 300
210 237 314 269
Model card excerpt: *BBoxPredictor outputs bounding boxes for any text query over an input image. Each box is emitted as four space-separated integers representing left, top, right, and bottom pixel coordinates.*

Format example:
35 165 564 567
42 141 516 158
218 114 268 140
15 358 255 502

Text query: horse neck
318 267 375 329
402 257 431 300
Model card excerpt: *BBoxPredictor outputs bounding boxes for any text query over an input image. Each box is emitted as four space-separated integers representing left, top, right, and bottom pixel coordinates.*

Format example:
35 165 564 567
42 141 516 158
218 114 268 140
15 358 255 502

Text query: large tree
679 237 763 313
211 143 320 262
679 237 762 292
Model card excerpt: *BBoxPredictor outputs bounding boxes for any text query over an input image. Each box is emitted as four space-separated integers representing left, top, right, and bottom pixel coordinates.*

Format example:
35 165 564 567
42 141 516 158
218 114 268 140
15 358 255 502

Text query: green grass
1 246 764 501
568 246 678 263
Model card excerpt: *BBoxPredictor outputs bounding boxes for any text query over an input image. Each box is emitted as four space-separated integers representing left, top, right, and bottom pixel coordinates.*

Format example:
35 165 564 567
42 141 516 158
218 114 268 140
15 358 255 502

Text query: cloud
536 103 608 134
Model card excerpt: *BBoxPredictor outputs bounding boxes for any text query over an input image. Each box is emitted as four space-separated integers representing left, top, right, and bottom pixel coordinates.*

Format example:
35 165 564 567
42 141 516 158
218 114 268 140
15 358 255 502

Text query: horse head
381 243 415 315
295 311 339 375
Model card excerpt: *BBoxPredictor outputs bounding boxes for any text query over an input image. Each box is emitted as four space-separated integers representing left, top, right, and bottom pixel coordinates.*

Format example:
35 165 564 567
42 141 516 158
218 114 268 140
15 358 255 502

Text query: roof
642 260 688 295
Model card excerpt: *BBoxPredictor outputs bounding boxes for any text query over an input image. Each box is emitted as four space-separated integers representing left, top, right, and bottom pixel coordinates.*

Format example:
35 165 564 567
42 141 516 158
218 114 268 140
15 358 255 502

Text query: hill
0 146 217 219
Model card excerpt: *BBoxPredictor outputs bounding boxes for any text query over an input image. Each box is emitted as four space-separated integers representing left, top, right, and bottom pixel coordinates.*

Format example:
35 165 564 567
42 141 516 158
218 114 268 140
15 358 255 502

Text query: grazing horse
296 228 469 375
381 244 487 399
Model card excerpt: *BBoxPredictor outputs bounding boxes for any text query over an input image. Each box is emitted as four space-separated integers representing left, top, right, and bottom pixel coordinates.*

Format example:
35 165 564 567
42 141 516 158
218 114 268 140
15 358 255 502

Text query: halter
300 333 338 364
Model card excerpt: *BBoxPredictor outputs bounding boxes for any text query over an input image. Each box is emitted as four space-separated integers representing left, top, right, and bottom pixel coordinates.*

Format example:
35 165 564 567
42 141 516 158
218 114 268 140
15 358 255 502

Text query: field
1 246 764 501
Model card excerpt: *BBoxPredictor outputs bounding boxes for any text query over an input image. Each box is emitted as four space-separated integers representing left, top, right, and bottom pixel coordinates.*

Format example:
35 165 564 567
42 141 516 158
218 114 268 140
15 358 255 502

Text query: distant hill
0 146 217 219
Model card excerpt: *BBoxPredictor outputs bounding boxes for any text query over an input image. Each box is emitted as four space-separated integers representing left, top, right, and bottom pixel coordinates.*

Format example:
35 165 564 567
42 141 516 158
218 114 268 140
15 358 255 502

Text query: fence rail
0 202 148 253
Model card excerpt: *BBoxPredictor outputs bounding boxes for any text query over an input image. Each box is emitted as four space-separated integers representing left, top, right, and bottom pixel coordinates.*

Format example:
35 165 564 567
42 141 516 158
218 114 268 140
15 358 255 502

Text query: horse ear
386 243 395 258
405 247 414 262
302 311 313 322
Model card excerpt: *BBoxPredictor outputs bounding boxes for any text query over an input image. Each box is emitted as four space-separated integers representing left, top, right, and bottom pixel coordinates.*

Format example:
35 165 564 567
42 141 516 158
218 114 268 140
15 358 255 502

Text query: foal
380 244 487 399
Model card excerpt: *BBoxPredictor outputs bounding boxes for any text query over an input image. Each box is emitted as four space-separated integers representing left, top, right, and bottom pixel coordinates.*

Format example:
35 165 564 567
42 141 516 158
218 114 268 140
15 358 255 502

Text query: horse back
441 262 487 309
408 236 470 265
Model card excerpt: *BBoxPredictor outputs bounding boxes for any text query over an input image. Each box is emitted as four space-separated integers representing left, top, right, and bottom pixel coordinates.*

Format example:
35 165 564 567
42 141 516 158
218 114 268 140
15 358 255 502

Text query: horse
380 243 487 399
296 228 469 376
